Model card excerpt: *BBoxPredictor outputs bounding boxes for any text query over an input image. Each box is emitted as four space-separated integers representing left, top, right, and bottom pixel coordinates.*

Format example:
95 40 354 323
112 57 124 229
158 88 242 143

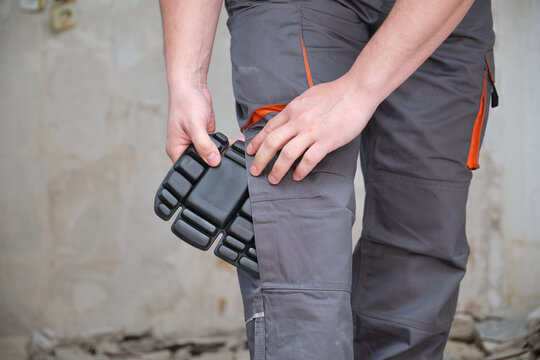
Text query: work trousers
224 0 496 358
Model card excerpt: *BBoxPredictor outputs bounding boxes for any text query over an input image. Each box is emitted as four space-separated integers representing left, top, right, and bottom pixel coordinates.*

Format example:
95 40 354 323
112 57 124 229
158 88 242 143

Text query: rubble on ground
26 328 249 360
26 307 540 359
444 307 540 360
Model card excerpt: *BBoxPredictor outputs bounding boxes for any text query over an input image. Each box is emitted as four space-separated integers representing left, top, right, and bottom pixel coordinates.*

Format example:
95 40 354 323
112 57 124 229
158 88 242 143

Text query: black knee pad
154 132 259 277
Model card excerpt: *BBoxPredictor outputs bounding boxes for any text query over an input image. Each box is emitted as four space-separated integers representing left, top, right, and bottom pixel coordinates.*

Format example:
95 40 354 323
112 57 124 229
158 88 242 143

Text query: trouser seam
250 194 322 203
261 282 351 292
372 167 471 188
262 287 352 293
353 310 450 334
255 289 265 360
359 233 469 274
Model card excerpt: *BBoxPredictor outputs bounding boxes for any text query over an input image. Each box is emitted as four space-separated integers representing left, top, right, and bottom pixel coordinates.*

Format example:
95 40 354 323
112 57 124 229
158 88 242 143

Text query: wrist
341 71 385 109
167 73 208 98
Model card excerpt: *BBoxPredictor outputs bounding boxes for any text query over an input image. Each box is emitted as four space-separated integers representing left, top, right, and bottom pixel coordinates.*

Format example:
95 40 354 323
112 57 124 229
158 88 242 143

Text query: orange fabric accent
484 54 495 84
466 70 487 170
301 37 314 88
241 37 313 132
240 104 287 132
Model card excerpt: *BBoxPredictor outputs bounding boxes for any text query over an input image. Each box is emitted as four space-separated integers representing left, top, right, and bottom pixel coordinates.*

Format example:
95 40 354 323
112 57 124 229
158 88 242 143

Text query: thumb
189 125 221 167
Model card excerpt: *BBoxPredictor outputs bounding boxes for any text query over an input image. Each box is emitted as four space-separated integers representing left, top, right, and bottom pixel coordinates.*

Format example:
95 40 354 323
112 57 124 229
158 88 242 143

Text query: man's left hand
246 75 378 184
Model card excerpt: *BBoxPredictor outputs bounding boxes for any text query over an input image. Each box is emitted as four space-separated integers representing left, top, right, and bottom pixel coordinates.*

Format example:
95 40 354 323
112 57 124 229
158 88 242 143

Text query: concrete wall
459 0 540 313
0 0 538 355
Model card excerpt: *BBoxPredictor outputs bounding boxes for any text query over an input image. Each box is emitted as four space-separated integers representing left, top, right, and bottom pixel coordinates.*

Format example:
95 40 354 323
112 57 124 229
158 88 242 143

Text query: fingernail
268 174 277 184
246 143 253 154
250 164 258 175
293 173 301 181
207 152 218 166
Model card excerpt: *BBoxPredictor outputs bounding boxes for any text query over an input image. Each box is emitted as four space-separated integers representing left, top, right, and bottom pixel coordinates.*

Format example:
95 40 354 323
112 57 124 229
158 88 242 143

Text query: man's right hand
159 0 223 165
166 86 221 167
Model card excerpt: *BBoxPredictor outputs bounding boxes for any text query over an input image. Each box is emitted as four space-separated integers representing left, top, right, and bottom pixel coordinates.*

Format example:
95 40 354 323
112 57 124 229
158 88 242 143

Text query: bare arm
346 0 475 104
247 0 475 184
160 0 223 164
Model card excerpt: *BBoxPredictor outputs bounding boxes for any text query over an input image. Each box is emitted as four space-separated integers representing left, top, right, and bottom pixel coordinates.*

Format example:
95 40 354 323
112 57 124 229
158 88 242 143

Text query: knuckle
198 142 213 155
297 115 310 126
265 134 280 149
271 162 283 175
303 154 317 167
287 99 298 111
263 123 274 134
183 119 195 131
280 146 295 161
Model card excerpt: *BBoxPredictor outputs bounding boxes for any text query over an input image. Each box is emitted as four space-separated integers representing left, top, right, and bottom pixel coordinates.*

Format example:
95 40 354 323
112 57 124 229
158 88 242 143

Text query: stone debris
27 329 59 358
527 307 540 333
444 310 540 360
54 345 96 360
26 308 540 360
27 329 248 360
445 340 485 360
450 314 478 343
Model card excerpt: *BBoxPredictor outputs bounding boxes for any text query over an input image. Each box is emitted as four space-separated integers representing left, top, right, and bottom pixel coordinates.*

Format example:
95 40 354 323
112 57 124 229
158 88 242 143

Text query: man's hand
246 0 474 184
166 86 220 165
160 0 223 165
246 76 376 184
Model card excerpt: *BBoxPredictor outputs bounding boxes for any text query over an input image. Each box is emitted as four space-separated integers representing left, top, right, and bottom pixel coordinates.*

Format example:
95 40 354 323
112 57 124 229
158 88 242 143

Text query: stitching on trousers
261 282 351 292
373 168 471 188
360 233 469 270
353 310 450 334
250 194 322 204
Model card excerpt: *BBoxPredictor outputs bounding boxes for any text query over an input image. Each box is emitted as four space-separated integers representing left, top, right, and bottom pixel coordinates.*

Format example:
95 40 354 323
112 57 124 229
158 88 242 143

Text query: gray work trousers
225 0 496 358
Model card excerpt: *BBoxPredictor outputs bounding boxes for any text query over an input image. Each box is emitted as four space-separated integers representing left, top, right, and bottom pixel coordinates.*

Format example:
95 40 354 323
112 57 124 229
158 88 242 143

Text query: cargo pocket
466 49 497 170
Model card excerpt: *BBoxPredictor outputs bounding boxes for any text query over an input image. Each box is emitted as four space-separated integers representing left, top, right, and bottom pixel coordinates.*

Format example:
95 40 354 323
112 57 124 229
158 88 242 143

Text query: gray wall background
1 0 539 356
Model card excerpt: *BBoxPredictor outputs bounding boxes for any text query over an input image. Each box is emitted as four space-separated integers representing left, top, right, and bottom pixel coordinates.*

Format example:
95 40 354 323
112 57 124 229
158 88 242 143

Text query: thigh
352 0 496 358
226 1 370 358
227 0 370 287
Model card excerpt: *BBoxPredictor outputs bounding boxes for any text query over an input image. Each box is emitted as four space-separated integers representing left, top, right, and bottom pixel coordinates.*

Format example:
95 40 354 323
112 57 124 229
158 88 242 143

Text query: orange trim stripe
240 104 287 132
301 37 314 88
484 54 495 84
241 37 313 132
466 70 487 170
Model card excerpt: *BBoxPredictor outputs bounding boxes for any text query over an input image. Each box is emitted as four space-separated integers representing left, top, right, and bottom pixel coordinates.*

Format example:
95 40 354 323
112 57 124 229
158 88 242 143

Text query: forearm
159 0 223 93
347 0 474 102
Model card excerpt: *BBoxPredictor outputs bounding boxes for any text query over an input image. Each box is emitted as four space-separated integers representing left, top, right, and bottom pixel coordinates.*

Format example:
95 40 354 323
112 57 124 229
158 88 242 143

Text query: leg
351 0 496 358
226 1 370 358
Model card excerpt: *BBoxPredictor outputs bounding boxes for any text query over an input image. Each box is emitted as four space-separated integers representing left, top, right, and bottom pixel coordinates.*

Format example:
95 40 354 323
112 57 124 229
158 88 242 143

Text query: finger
292 142 328 181
268 135 313 184
250 124 296 177
166 141 189 163
246 111 289 155
189 124 221 167
229 135 246 146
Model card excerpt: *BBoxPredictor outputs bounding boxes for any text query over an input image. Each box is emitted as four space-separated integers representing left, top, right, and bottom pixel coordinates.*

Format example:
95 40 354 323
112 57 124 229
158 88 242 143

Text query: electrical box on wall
19 0 45 12
50 0 77 32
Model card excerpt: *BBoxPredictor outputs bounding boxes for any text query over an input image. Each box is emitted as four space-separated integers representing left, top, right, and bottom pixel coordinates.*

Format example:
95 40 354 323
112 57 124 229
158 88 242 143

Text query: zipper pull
490 82 499 108
484 54 498 108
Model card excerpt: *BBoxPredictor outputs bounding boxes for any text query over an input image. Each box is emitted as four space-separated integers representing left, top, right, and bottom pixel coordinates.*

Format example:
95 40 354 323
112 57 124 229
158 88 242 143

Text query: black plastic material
154 133 259 277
